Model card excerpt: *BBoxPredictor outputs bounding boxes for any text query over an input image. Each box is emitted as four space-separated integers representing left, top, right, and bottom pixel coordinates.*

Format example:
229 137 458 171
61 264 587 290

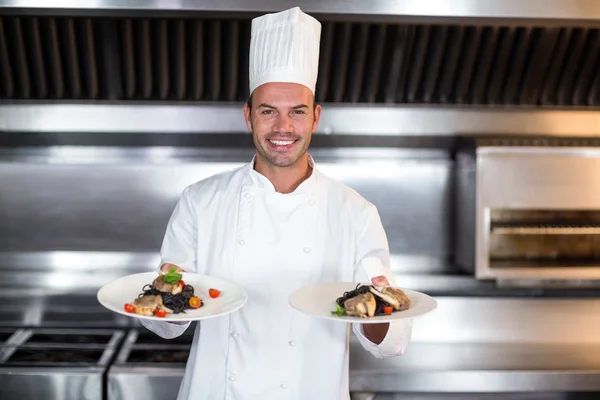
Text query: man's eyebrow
256 103 309 109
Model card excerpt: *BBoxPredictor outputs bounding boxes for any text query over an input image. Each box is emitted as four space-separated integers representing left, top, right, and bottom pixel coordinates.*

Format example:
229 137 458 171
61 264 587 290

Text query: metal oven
456 140 600 284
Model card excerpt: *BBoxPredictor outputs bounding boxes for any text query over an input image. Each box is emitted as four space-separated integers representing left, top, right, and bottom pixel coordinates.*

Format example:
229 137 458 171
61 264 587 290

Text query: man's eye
261 110 273 114
293 110 306 114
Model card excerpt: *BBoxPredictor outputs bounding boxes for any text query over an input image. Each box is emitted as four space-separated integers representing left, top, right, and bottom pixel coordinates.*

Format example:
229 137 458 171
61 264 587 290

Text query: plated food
123 267 221 318
288 282 436 323
98 271 248 322
331 284 411 318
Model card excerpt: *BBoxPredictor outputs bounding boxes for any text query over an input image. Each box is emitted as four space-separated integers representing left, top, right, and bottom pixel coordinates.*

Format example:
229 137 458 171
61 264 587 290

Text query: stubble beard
252 132 310 168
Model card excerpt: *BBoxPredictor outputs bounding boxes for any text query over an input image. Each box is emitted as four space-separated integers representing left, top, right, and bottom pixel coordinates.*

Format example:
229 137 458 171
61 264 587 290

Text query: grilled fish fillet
152 275 183 295
343 292 376 318
369 286 411 311
133 295 174 316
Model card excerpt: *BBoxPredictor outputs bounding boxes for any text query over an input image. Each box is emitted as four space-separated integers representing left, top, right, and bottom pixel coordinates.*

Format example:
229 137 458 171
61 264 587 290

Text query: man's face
244 82 321 168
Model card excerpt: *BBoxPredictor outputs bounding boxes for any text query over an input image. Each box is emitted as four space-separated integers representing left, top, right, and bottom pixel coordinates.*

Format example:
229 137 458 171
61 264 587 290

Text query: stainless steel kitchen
1 1 600 400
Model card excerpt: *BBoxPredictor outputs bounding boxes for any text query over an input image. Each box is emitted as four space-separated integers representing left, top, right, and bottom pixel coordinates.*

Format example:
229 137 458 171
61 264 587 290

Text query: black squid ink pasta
139 284 197 313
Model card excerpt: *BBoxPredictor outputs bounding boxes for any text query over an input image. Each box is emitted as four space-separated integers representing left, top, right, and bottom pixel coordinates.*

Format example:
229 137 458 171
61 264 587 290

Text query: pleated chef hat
249 7 322 95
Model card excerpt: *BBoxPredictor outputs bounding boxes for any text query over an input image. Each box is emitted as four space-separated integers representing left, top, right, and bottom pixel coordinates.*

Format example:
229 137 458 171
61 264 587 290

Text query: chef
141 6 413 400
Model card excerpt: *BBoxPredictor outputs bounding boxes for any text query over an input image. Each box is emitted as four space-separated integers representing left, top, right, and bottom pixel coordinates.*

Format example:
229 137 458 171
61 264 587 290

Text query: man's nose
274 113 293 133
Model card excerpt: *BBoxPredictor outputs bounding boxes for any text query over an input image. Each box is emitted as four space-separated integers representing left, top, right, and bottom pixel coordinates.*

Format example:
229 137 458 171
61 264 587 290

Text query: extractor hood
0 0 599 136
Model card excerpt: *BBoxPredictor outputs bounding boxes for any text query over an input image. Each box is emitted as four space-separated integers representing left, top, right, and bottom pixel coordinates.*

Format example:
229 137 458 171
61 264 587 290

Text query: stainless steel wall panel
0 162 211 251
408 296 600 344
0 146 453 274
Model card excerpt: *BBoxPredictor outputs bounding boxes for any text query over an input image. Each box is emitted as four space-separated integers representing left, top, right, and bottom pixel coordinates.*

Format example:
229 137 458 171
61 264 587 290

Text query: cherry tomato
155 309 167 318
124 303 135 313
382 306 393 315
189 297 201 309
208 288 221 298
179 280 186 288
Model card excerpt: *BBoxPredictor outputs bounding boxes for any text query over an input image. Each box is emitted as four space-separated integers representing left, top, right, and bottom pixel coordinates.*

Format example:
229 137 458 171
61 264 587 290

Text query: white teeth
270 140 294 146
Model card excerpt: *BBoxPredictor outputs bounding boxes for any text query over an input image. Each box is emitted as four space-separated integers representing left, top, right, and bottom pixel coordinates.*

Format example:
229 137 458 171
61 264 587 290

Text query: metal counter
350 342 600 392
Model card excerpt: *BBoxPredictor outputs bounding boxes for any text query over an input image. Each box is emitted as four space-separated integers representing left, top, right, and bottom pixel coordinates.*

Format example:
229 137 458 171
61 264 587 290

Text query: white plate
288 282 437 323
97 272 248 322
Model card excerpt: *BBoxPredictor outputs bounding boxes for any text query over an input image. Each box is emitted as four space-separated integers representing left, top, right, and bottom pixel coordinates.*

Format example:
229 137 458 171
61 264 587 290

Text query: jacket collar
246 154 318 195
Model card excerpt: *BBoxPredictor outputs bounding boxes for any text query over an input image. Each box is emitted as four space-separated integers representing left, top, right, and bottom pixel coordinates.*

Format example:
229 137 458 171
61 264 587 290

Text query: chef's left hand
363 275 391 344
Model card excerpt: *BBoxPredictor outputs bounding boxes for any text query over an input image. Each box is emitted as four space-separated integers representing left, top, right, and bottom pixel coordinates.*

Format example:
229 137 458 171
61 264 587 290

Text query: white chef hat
249 7 322 95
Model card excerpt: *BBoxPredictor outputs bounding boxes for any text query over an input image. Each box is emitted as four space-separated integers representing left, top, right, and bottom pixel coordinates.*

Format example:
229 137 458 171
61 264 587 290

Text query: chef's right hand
160 263 186 273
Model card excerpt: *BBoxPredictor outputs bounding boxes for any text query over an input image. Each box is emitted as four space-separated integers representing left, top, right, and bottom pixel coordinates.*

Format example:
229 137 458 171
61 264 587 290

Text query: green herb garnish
331 304 345 317
163 267 182 284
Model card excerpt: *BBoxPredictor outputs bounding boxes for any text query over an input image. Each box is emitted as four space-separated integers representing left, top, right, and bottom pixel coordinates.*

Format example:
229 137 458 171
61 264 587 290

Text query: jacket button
232 332 240 339
289 341 296 346
303 247 311 253
229 374 237 381
238 240 245 246
280 383 287 389
244 193 252 199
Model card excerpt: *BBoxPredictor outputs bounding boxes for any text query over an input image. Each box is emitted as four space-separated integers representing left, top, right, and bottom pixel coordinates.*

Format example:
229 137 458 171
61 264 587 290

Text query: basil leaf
331 305 345 316
163 267 182 284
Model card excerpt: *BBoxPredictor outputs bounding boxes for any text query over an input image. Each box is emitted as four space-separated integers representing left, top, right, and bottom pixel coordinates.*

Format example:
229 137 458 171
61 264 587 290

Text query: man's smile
267 138 298 151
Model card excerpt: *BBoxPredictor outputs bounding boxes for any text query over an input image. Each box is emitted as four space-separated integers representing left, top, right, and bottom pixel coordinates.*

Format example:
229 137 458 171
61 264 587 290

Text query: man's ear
243 102 252 132
312 104 322 133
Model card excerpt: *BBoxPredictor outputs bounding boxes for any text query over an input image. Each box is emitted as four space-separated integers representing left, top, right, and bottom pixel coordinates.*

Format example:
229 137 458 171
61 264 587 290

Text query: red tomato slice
189 297 201 309
124 303 135 313
179 280 186 288
382 306 393 315
155 309 167 318
209 288 221 298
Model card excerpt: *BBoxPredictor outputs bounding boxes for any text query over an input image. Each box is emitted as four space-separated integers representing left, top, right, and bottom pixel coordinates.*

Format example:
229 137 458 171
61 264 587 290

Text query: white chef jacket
141 155 413 400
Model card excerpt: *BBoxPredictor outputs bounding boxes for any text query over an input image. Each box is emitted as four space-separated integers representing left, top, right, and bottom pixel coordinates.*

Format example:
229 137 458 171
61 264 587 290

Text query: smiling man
245 82 318 193
141 7 413 400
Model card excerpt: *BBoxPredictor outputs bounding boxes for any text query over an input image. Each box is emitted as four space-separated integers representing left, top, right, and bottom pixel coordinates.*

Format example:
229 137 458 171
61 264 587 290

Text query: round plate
97 272 248 322
288 282 437 324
